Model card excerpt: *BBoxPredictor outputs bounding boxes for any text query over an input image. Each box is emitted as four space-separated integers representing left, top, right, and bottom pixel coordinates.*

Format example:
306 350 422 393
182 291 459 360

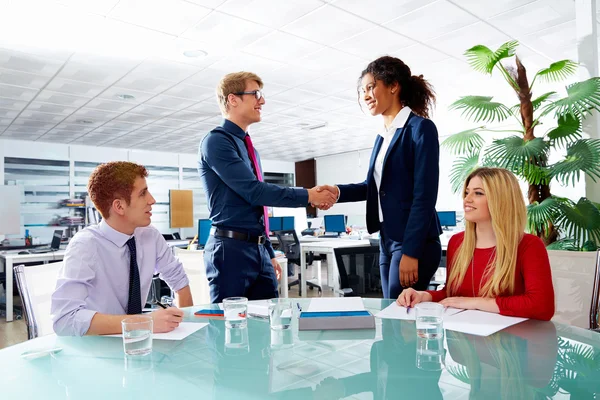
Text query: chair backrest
590 249 600 330
274 230 300 264
14 261 64 339
173 247 211 305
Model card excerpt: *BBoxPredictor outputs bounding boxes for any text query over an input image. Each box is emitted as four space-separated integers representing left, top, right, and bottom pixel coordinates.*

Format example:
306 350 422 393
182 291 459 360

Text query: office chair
274 230 322 296
14 261 64 339
333 246 381 297
589 249 600 332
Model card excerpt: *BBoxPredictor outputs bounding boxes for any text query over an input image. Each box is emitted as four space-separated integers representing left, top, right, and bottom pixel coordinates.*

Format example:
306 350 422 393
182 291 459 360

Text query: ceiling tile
44 77 106 98
182 11 272 52
128 104 176 117
114 75 175 93
17 110 64 123
143 94 197 110
64 108 121 125
449 0 537 19
207 52 285 75
0 83 39 101
130 58 201 82
56 54 138 85
183 68 228 88
85 98 137 113
426 22 511 58
391 44 450 72
97 87 155 103
334 26 415 60
297 48 367 74
113 113 161 124
488 1 575 37
0 97 27 109
26 101 77 115
0 48 65 76
109 0 212 36
244 31 325 63
162 83 214 101
330 0 437 24
35 91 90 107
0 108 18 119
282 4 376 46
385 0 478 41
53 0 121 15
219 0 323 28
0 68 49 89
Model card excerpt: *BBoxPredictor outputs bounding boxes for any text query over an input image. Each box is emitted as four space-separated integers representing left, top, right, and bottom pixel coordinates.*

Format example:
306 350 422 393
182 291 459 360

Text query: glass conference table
1 299 600 400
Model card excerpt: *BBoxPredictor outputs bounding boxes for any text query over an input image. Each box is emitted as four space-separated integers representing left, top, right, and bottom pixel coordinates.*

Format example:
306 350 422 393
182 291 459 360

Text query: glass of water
223 297 248 329
225 326 250 355
122 315 153 356
268 298 292 330
416 336 444 371
415 302 444 339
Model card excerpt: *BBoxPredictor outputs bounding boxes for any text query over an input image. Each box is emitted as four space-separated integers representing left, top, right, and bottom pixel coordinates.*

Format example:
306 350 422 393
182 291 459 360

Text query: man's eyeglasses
232 90 264 101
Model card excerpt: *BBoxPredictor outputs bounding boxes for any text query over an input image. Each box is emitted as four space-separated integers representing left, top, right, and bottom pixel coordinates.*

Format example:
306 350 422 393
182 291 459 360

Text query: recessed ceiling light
76 119 94 124
183 49 208 58
116 94 136 100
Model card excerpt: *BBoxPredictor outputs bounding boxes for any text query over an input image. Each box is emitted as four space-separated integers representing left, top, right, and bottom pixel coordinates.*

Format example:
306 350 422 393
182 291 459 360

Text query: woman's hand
396 288 432 308
440 297 481 310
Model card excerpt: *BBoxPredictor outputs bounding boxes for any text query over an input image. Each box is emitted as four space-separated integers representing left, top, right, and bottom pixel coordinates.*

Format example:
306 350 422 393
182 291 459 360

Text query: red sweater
428 232 555 321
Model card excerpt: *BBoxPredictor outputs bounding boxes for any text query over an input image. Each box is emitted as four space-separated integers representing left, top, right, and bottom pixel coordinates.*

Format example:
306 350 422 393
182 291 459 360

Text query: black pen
157 302 170 309
297 302 302 313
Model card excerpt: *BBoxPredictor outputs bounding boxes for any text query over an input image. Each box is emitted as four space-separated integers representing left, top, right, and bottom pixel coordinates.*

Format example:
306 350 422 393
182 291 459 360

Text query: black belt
214 229 267 245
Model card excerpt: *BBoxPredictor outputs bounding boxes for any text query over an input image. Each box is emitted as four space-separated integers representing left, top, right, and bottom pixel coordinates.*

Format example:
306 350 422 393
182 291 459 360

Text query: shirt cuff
75 309 98 336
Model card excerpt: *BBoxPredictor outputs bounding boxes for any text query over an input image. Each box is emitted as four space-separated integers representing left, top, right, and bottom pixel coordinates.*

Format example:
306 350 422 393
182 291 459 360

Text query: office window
181 167 209 238
144 165 180 233
73 161 100 199
3 157 70 241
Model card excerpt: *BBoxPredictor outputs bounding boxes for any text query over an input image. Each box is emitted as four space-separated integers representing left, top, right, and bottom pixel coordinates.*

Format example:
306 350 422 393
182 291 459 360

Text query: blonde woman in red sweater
397 167 555 321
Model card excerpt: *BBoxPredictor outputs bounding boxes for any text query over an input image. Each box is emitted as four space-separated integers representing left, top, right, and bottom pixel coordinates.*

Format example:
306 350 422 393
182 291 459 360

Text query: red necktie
244 134 269 235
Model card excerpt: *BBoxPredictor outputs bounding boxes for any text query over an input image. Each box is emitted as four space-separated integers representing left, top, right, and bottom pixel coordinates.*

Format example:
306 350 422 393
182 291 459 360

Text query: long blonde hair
448 168 526 297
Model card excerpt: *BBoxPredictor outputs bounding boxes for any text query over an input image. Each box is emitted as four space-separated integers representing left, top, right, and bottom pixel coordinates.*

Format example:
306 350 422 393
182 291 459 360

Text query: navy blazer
337 112 442 259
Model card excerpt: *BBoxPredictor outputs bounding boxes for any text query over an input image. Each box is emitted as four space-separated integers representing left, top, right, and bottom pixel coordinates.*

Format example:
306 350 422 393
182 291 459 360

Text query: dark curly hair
87 161 148 218
358 55 436 119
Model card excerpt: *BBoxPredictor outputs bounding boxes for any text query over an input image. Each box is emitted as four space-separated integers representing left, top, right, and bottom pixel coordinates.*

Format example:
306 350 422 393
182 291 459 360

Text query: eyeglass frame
231 90 264 101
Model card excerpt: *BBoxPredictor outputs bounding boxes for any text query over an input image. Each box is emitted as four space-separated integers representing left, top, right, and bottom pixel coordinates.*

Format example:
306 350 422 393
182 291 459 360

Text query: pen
297 303 302 313
406 306 411 314
157 302 172 309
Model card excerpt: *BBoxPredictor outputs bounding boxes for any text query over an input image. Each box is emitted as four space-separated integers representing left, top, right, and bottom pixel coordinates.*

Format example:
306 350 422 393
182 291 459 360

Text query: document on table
375 302 464 320
104 322 208 341
306 297 366 313
444 310 527 336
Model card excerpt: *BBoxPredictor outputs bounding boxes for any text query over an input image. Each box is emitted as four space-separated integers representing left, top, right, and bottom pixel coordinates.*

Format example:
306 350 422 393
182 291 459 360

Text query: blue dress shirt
51 220 189 336
198 119 309 258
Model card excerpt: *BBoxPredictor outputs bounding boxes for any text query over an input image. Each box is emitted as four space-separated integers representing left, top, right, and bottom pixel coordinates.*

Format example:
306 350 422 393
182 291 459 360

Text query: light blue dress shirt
51 220 189 336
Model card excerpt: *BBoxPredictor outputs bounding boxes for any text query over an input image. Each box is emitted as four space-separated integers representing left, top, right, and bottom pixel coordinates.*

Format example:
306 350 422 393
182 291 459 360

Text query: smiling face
228 79 265 126
360 72 399 117
463 175 491 224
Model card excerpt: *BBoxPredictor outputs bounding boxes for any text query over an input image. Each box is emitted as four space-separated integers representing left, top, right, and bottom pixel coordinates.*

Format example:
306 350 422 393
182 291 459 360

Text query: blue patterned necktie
126 237 142 315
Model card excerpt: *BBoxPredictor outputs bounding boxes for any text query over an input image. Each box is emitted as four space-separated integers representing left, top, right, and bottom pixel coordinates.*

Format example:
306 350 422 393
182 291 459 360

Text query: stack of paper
104 322 208 341
375 302 463 320
306 297 366 313
443 310 527 336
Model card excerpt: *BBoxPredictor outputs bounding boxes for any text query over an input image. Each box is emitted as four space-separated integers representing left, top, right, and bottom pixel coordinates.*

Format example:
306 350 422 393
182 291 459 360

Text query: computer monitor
162 233 175 240
324 214 346 234
198 219 212 247
272 207 309 237
281 216 294 231
269 216 282 232
50 230 62 250
437 211 457 229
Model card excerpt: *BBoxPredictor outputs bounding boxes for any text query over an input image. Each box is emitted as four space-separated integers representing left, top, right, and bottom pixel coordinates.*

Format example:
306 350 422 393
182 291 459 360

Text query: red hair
87 161 148 218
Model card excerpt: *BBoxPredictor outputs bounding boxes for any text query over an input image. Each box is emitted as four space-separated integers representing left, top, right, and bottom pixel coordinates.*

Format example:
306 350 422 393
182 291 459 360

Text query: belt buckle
258 235 266 245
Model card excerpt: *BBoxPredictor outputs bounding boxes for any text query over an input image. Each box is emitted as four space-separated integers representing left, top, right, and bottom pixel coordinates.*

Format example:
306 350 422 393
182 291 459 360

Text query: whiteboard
0 185 22 235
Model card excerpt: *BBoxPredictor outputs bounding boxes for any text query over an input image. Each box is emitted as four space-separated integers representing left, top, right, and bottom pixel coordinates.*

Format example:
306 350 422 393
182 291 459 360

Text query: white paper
247 300 269 317
104 322 208 341
444 310 527 336
375 302 464 320
306 297 365 313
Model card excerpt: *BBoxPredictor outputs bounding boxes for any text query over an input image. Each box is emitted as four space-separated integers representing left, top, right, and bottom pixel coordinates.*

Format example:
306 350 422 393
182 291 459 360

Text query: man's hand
399 255 419 288
271 257 282 280
308 185 338 210
150 307 184 333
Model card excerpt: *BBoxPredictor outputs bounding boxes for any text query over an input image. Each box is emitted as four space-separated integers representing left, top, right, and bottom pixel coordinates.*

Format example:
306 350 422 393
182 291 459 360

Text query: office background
0 0 596 243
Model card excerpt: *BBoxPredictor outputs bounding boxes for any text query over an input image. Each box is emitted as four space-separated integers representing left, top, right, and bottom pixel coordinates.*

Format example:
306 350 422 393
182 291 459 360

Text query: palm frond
441 127 485 155
555 198 600 249
464 41 519 75
449 96 512 124
542 77 600 119
535 60 578 83
484 136 550 182
527 197 561 235
531 91 557 111
546 114 582 148
449 154 480 193
548 139 600 186
546 239 580 251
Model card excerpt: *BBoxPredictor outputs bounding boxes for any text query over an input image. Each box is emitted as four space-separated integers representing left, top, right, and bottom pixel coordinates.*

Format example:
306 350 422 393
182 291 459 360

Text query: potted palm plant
442 41 600 328
443 40 600 251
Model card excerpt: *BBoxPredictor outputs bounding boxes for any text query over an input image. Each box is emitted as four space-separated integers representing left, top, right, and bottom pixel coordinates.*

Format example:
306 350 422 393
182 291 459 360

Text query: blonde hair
216 71 263 115
448 167 526 297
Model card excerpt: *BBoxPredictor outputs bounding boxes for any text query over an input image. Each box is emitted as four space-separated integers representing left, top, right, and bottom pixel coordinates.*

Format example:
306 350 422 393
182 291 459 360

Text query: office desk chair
333 245 381 297
14 261 64 339
274 230 322 296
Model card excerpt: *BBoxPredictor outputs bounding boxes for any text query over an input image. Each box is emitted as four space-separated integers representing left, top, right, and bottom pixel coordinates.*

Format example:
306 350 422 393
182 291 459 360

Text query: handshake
308 185 338 210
